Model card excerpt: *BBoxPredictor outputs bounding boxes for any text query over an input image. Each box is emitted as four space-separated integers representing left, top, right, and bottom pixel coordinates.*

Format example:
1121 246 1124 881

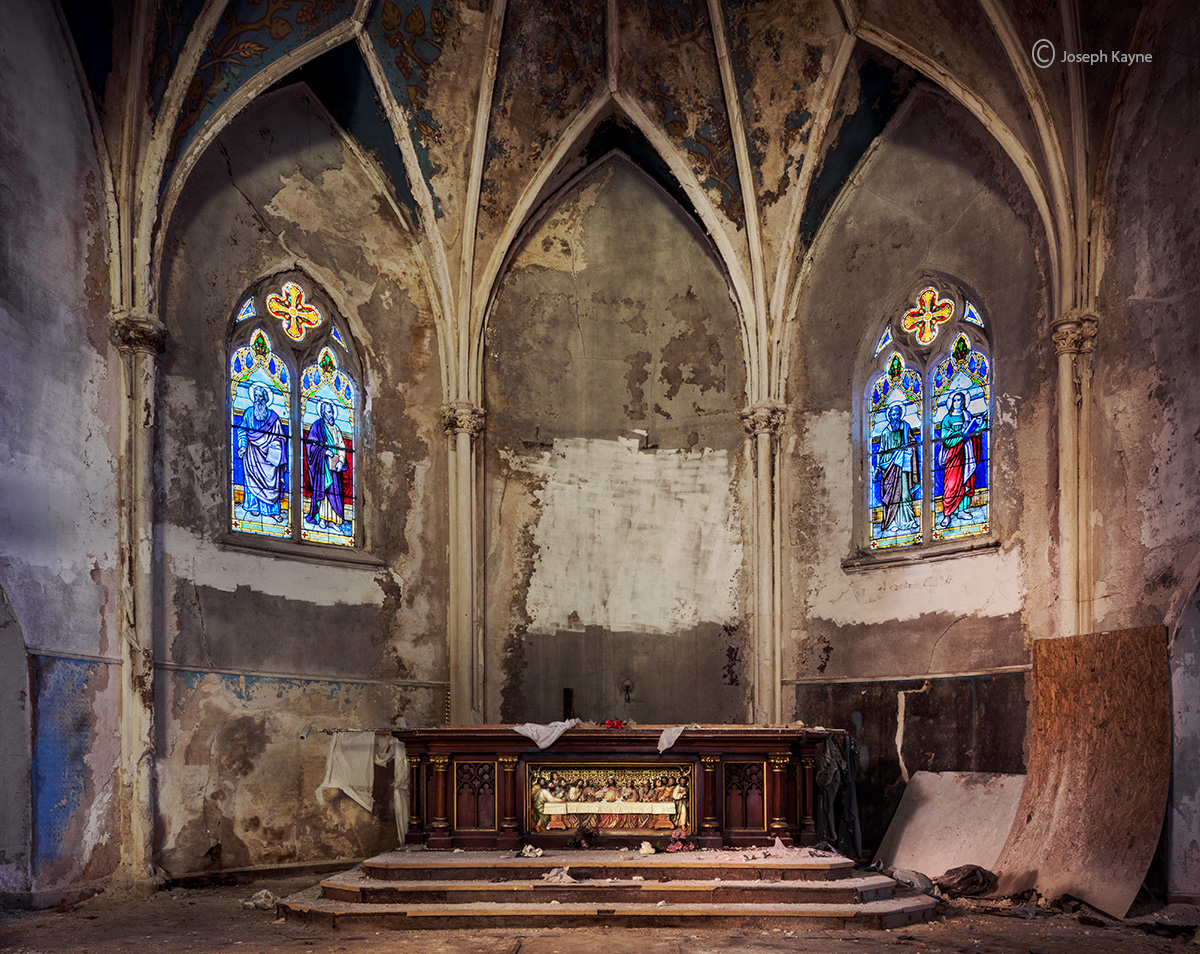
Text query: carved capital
739 403 787 437
442 402 486 437
768 753 791 771
111 310 167 355
498 755 519 770
700 755 721 770
429 755 450 770
1051 312 1098 356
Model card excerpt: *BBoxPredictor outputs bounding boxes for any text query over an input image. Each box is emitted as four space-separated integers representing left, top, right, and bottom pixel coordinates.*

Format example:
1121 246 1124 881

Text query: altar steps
277 850 939 931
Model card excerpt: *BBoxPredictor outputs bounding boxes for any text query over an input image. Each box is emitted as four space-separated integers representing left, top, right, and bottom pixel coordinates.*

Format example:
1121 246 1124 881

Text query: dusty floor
1 874 1197 953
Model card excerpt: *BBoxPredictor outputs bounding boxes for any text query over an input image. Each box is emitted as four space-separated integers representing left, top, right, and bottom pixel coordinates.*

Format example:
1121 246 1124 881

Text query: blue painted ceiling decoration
57 0 1143 332
149 0 209 115
623 0 743 228
480 0 606 239
164 0 357 178
365 0 450 219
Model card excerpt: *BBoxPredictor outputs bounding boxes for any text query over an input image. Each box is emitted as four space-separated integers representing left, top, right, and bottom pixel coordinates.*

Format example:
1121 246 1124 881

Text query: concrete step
320 871 898 906
362 848 858 883
278 889 939 931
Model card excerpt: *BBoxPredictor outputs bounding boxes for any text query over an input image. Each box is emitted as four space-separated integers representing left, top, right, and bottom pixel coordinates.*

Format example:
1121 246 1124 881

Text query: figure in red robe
938 391 984 528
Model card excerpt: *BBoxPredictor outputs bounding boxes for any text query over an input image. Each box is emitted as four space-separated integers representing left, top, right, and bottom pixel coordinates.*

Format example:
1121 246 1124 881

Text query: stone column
112 310 166 886
442 403 485 724
740 405 787 724
1050 313 1098 637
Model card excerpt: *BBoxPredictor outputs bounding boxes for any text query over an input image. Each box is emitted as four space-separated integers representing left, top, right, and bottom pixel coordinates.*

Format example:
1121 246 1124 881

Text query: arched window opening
865 284 992 551
228 276 361 549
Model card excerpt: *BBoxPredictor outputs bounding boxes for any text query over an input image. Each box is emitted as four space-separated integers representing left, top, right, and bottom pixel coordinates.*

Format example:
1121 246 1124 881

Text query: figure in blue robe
236 385 287 521
305 401 350 533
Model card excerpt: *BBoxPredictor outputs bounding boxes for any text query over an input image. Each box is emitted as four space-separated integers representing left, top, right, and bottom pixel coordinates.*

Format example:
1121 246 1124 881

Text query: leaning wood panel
994 627 1169 917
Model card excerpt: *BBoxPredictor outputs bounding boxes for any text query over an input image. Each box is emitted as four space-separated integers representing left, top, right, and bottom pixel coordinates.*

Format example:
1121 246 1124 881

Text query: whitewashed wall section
505 436 743 636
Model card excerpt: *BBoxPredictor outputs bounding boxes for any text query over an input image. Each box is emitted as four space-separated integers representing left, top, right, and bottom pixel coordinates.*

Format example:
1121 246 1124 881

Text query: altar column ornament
1050 313 1098 637
112 310 167 887
740 404 787 725
768 753 793 843
442 402 486 724
406 753 425 843
800 754 816 833
427 755 452 848
699 754 722 847
497 755 520 848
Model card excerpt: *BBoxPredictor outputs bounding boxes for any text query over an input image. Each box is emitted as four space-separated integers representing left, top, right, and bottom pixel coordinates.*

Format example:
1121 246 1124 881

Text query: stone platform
278 847 939 930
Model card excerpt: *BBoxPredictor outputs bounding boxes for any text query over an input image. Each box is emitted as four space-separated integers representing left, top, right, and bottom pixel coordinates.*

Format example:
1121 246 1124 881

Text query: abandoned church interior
3 0 1200 930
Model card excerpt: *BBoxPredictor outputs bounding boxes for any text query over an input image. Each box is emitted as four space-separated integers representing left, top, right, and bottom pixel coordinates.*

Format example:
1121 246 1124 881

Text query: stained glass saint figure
932 335 990 539
230 331 291 538
300 348 355 546
869 354 923 549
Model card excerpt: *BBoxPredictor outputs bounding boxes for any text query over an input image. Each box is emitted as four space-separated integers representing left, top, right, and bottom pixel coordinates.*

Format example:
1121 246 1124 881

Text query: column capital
442 401 486 437
739 403 787 437
1050 311 1098 356
111 309 167 355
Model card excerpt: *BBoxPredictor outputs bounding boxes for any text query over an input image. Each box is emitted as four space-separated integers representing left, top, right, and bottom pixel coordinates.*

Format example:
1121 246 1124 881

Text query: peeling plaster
798 409 1026 625
164 526 391 606
510 436 742 636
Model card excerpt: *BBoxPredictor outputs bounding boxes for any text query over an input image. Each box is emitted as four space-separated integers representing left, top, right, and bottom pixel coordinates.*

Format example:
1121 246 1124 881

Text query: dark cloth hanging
814 734 862 859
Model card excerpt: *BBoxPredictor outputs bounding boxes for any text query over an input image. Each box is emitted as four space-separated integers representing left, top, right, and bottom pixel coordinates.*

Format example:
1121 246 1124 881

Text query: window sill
841 536 1001 571
218 532 386 569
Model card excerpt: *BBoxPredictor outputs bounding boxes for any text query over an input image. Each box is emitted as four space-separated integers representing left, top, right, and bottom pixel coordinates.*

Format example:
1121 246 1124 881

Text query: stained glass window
932 334 990 539
300 349 356 546
863 285 992 551
228 277 362 549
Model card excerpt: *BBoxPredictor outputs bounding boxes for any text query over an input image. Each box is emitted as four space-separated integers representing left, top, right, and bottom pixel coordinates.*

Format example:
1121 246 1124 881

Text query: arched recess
0 587 31 897
481 152 751 725
469 102 758 406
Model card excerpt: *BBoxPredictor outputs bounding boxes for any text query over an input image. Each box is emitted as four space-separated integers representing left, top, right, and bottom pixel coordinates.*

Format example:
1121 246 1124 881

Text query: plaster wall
156 86 448 875
0 1 122 896
785 88 1051 846
484 159 750 724
1093 0 1200 900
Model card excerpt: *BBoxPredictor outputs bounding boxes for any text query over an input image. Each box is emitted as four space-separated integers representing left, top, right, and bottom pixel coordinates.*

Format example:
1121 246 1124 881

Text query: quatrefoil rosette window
227 275 362 549
864 284 992 551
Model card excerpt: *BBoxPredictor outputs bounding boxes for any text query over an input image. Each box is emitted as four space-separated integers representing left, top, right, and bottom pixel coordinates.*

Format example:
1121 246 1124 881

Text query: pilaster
442 402 485 724
740 404 787 724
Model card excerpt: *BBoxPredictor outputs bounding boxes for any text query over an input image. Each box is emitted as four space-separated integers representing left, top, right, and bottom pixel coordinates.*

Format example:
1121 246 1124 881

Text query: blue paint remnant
162 0 356 189
851 710 863 730
148 0 208 114
172 669 378 705
32 657 99 869
368 0 449 219
799 51 917 249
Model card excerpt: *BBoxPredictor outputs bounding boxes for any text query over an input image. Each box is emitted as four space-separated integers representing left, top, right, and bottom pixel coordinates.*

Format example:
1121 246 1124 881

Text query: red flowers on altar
603 719 624 729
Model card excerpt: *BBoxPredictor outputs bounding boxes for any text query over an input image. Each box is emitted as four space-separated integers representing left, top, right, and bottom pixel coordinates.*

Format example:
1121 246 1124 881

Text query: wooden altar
392 724 838 850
